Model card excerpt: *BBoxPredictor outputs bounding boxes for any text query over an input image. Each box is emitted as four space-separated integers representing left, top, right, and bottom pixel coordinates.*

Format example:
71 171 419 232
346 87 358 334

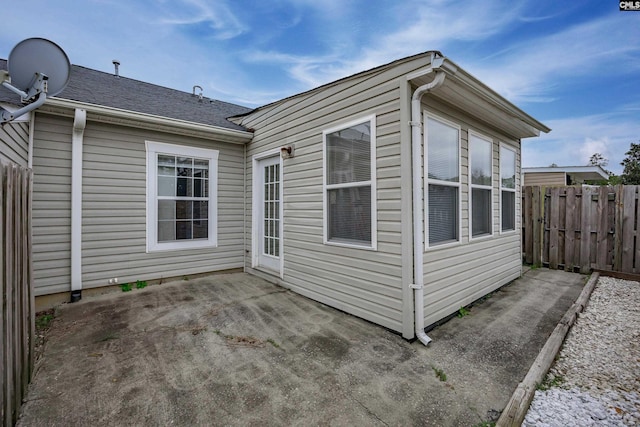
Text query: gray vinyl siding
240 59 427 333
80 121 245 289
0 120 29 167
32 114 73 295
31 113 245 296
421 100 522 327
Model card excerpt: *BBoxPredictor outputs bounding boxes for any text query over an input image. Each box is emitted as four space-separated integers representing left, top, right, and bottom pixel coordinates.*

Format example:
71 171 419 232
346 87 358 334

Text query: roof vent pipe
193 85 203 100
112 59 120 77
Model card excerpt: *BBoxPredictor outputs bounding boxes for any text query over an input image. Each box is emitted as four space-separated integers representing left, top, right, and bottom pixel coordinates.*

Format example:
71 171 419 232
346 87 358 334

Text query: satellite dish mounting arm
1 37 71 125
1 71 49 124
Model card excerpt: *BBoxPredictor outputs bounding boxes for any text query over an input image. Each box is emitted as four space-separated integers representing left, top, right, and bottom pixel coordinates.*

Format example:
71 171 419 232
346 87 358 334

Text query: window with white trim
323 116 376 248
425 115 460 246
470 133 493 238
146 141 218 252
500 145 517 232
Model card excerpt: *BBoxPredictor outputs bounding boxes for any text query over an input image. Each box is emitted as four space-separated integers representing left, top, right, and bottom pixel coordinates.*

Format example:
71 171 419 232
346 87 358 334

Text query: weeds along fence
1 163 34 427
522 185 640 274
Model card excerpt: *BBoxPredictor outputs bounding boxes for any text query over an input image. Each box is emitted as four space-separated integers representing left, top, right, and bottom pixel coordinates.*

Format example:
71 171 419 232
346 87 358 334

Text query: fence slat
549 188 560 269
523 187 533 264
564 187 576 271
620 186 635 272
580 187 592 273
613 186 623 271
532 187 543 266
1 163 34 427
596 186 609 269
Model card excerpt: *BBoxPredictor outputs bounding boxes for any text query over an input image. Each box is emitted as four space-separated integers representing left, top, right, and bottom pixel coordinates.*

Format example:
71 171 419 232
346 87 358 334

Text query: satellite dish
1 38 71 124
8 38 70 97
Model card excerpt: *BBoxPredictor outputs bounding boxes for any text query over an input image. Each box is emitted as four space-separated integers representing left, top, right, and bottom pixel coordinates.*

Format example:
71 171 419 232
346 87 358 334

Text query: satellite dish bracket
1 38 70 125
1 72 49 125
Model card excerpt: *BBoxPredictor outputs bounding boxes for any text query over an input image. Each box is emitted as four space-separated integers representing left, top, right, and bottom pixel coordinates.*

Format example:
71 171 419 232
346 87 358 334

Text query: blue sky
1 0 638 174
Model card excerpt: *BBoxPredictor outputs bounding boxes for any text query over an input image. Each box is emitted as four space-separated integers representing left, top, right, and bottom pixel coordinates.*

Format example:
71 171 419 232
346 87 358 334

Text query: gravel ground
523 276 640 426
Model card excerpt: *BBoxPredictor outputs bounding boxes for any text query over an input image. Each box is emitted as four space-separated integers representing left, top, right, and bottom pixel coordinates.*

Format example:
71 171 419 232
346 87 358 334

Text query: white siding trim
251 148 284 278
322 114 378 250
424 111 462 250
71 109 86 292
145 141 219 252
468 130 494 241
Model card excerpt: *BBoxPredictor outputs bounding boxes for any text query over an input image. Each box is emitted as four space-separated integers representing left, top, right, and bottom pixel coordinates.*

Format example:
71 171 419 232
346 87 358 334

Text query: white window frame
146 141 218 252
424 112 461 249
322 114 377 250
469 131 494 240
500 143 517 234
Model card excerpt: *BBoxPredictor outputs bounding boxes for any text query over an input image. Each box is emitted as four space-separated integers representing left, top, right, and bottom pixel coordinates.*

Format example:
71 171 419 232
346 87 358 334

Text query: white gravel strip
523 276 640 426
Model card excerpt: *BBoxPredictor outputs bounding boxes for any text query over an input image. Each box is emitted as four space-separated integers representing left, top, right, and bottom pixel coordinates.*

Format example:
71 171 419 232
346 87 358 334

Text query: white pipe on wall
71 108 86 299
410 69 446 346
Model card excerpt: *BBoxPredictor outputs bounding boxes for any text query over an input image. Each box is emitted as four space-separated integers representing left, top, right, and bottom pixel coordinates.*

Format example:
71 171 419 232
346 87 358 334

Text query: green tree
586 152 619 185
588 153 608 168
621 142 640 185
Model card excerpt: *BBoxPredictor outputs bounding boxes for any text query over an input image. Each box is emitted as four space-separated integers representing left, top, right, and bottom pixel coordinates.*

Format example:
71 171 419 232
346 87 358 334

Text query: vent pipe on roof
193 85 203 100
112 59 120 77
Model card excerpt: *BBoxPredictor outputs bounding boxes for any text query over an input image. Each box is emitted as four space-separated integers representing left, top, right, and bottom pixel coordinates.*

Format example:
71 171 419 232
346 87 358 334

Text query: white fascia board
523 166 609 179
43 98 254 144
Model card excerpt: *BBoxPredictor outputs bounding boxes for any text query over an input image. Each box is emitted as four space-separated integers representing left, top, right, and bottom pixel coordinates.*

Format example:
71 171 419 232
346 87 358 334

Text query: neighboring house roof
231 51 550 140
0 58 251 132
523 166 609 181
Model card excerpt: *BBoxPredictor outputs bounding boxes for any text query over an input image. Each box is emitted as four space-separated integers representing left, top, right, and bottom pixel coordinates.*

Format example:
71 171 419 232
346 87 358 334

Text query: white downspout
28 112 35 169
71 108 86 301
410 70 447 346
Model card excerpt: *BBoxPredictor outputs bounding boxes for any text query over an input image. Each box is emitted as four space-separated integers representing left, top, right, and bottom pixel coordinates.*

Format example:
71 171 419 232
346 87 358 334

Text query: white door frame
252 149 284 277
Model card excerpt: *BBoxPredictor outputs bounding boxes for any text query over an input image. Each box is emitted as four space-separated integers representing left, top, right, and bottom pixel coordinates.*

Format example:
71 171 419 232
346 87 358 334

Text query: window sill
470 233 494 242
425 239 461 251
324 240 377 251
147 240 218 253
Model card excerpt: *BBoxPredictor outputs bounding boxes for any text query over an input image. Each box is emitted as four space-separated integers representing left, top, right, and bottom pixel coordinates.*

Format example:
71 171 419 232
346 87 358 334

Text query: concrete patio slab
18 268 586 426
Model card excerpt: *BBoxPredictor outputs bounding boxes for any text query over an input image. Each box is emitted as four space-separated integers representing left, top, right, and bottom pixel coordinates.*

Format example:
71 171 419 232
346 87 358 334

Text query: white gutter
70 108 86 301
409 63 447 346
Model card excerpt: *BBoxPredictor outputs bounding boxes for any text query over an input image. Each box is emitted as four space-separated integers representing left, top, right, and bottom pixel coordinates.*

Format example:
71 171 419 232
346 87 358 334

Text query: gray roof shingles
0 59 250 131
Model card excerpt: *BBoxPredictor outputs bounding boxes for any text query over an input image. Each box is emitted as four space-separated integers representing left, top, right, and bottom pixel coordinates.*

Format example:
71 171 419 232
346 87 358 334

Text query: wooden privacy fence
522 185 640 274
1 163 34 427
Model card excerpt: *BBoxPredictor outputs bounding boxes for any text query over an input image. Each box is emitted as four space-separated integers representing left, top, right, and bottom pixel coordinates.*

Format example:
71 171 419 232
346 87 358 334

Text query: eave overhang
407 57 551 140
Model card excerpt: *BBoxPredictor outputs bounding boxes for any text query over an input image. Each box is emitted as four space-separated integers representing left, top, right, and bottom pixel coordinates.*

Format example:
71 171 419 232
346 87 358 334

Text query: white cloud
469 14 640 103
158 0 247 40
522 112 638 174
